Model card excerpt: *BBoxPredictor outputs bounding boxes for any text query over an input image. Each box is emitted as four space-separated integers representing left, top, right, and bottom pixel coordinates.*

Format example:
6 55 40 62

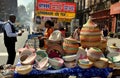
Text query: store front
90 9 111 31
110 2 120 33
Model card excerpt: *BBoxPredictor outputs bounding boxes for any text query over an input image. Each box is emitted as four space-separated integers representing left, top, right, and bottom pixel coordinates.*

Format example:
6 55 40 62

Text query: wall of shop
110 2 120 33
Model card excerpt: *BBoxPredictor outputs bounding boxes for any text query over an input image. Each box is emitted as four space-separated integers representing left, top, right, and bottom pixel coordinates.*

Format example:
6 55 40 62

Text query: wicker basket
21 53 36 65
15 65 32 75
87 47 103 62
63 36 79 55
49 57 64 69
46 44 64 58
78 59 93 69
62 54 77 62
93 57 108 68
64 60 77 68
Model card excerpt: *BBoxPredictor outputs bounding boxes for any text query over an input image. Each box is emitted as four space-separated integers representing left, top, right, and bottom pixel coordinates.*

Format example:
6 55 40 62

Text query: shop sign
36 0 76 13
110 2 120 15
36 11 75 19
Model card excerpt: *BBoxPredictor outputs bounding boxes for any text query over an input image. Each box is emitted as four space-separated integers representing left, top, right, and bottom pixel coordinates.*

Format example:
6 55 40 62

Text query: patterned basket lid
83 16 97 27
64 36 79 44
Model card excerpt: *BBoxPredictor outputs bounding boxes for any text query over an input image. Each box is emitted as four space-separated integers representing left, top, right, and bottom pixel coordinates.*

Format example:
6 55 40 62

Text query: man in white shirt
3 14 23 65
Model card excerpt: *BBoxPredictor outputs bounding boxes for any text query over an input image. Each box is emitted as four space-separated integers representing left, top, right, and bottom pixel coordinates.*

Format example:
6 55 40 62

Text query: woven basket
36 50 48 61
99 39 107 52
21 53 36 65
64 60 77 68
62 54 77 62
46 44 64 58
63 36 79 55
87 47 103 62
49 57 64 69
93 57 108 68
15 65 32 75
36 57 49 71
78 59 93 69
80 17 101 49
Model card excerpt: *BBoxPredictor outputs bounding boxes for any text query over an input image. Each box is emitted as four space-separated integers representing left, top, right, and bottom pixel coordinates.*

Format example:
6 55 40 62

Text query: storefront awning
110 2 120 15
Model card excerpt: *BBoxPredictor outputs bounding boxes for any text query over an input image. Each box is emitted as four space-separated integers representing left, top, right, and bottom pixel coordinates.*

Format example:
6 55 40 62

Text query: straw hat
78 59 93 69
15 65 32 75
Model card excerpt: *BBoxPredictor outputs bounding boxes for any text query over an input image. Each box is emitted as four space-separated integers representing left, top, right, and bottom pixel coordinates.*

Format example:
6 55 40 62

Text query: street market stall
13 17 120 78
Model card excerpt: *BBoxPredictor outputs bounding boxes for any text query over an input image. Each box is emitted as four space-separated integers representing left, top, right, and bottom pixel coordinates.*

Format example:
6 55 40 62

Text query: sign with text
35 0 76 18
36 11 75 18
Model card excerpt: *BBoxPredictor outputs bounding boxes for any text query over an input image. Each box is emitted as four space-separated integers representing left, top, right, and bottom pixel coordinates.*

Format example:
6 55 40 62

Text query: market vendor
38 20 54 49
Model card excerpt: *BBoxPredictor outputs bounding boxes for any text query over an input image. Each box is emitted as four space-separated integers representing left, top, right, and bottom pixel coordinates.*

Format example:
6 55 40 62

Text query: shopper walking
102 25 109 38
3 14 23 65
73 26 81 41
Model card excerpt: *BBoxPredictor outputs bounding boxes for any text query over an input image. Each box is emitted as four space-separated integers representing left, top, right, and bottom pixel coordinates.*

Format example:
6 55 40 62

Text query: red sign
36 0 76 13
110 2 120 15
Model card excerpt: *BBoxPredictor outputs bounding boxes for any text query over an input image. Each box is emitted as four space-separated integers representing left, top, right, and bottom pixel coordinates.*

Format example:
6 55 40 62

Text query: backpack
0 21 7 33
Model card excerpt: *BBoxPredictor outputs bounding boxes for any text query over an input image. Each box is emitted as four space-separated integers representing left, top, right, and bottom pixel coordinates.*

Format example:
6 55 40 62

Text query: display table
14 66 112 78
15 33 113 78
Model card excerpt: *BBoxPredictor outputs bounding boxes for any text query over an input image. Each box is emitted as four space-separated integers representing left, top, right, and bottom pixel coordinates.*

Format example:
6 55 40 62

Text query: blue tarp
14 66 113 78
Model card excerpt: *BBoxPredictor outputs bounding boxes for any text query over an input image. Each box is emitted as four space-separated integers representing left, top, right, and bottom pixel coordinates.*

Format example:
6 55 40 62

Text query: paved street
0 31 28 65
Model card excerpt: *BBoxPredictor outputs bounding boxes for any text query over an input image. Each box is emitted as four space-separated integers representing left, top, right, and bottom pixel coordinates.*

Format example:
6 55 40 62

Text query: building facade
0 0 18 21
76 0 120 33
110 1 120 33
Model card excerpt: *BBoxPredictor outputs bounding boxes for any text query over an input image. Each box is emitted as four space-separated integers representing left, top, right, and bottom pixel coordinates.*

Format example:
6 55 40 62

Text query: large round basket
80 17 101 49
63 36 79 55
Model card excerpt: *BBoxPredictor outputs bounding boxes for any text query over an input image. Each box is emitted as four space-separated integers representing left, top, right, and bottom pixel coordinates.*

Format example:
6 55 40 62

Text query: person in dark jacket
102 25 109 38
3 14 23 65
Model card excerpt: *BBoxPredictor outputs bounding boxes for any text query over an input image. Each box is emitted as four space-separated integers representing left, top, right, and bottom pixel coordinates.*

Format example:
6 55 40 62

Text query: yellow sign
36 11 75 19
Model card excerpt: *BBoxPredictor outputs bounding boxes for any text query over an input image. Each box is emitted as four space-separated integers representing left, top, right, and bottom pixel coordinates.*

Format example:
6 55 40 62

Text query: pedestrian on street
38 20 54 49
73 26 81 41
3 14 23 65
102 25 109 38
